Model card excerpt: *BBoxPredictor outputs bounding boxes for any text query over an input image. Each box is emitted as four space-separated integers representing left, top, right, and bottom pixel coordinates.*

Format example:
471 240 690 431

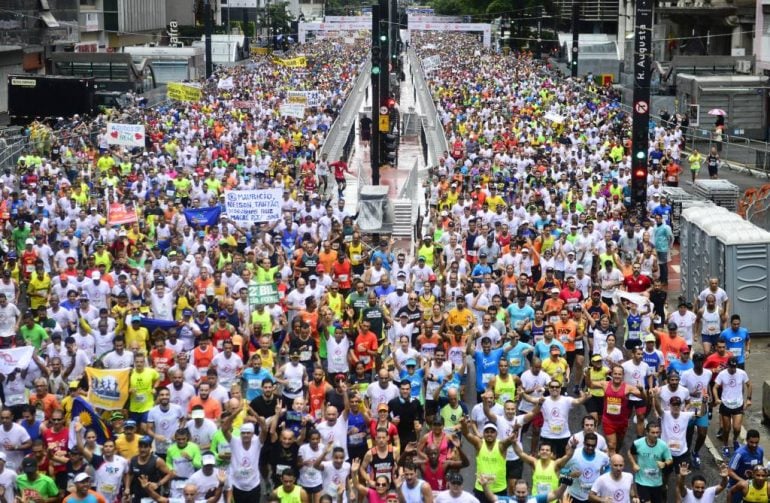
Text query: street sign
379 115 389 132
634 101 648 114
380 106 388 115
248 282 280 306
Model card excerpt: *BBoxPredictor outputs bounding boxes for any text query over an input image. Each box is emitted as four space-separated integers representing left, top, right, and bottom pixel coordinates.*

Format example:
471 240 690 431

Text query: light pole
205 0 213 77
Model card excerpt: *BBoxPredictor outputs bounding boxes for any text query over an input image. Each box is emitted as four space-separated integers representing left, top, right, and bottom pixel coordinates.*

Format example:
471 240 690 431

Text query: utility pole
378 0 389 108
630 0 653 218
571 0 579 77
370 3 382 185
205 0 213 77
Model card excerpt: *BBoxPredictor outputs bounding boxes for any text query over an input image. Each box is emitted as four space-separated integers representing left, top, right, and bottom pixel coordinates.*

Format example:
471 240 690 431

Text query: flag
183 206 222 227
71 396 113 445
0 346 34 374
85 367 130 411
139 317 179 332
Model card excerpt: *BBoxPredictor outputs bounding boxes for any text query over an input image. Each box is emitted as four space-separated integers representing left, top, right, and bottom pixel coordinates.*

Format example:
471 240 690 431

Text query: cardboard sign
224 189 282 225
106 123 145 148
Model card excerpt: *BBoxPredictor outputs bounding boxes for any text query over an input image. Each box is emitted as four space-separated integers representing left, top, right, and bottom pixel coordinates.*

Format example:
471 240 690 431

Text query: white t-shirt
187 468 225 503
682 486 719 503
590 472 634 501
365 383 399 415
570 431 609 452
228 436 262 491
320 460 351 503
210 352 244 388
92 454 128 501
669 310 697 345
0 468 17 503
434 491 480 503
661 410 695 456
316 418 349 460
715 368 750 409
147 404 185 453
0 424 31 470
297 443 325 488
186 418 218 448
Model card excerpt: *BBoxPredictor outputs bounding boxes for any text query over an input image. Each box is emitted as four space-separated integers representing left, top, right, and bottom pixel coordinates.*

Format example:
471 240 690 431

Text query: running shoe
691 454 701 469
722 446 730 459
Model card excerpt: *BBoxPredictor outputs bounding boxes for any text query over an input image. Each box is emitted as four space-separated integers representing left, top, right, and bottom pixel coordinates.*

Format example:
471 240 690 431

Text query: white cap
196 305 206 313
396 281 405 289
205 287 215 295
240 423 255 433
191 409 205 419
92 271 101 280
74 473 91 483
202 454 216 465
0 452 6 462
25 238 33 245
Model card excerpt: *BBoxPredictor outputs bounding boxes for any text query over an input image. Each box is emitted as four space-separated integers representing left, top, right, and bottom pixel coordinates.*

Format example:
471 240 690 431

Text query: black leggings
232 485 261 503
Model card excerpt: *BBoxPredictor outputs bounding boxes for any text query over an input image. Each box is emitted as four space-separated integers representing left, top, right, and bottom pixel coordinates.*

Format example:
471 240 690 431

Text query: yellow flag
85 367 131 411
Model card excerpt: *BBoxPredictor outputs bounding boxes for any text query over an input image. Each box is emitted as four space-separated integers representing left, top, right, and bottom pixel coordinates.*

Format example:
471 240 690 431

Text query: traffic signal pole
630 0 653 220
571 0 579 77
371 3 382 185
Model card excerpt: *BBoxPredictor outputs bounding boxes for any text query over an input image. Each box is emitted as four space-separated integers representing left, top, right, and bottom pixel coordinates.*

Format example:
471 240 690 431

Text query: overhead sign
379 115 389 132
106 123 145 148
280 103 306 118
167 82 202 101
248 282 280 306
224 189 282 225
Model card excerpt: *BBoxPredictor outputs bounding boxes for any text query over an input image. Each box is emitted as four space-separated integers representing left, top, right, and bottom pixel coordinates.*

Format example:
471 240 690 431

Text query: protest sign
0 347 33 375
106 123 145 148
224 189 282 225
108 202 138 225
248 282 280 306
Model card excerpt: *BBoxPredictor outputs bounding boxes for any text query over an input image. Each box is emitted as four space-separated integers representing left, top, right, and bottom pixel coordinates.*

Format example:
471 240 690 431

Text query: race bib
550 422 564 434
300 350 311 361
135 392 146 403
98 484 115 494
606 403 621 415
338 274 348 282
575 340 584 350
669 441 681 452
288 379 302 391
644 468 659 478
509 358 521 367
248 380 261 390
536 483 551 495
730 347 743 358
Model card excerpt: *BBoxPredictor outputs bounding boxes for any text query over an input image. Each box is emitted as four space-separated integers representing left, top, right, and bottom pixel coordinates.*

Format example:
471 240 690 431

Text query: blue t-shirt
399 368 425 401
439 372 463 399
630 437 672 487
729 445 764 487
241 367 274 401
506 342 534 376
471 263 492 281
667 359 694 375
720 327 750 364
507 304 535 333
474 348 505 393
534 340 566 361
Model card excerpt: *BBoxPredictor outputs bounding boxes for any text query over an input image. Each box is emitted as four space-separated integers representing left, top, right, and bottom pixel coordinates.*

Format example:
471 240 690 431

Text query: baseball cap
202 454 216 466
644 334 656 343
182 308 193 316
124 420 137 428
728 356 739 366
405 359 417 366
667 322 679 331
206 287 215 296
377 403 389 412
74 473 91 483
591 354 603 362
669 397 683 406
447 472 463 485
25 238 33 245
21 457 37 473
483 422 498 432
92 271 101 280
550 345 561 353
191 409 205 419
111 412 125 421
138 435 153 445
196 305 206 313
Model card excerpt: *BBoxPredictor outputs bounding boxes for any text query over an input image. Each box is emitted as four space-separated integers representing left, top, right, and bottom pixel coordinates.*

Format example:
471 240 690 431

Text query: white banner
224 189 283 225
423 55 441 71
106 123 146 148
279 103 306 118
0 346 34 375
218 76 234 90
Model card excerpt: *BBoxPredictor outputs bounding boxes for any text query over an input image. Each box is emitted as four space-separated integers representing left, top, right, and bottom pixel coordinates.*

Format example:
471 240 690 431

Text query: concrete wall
0 49 24 113
165 0 195 26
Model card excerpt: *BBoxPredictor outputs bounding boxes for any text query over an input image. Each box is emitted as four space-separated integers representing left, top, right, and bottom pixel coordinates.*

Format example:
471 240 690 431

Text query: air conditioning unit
735 60 752 74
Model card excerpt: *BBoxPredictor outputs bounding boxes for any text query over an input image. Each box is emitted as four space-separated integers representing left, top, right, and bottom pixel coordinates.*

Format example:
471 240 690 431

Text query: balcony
78 10 104 31
556 0 619 22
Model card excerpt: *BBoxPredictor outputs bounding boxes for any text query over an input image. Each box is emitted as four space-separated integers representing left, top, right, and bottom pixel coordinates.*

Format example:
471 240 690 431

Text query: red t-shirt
624 274 652 293
42 427 69 473
704 353 731 382
150 347 176 386
354 331 378 370
332 260 352 289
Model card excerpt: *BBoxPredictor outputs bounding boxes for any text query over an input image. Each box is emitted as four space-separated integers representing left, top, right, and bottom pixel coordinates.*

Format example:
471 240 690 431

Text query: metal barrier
407 47 449 167
398 157 420 200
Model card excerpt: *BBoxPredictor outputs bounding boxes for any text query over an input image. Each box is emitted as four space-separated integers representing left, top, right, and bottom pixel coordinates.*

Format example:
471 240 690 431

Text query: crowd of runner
0 26 762 503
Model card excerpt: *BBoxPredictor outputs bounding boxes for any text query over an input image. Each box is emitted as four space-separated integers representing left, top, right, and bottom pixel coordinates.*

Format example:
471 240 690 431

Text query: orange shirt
318 249 338 274
188 396 222 420
553 320 578 352
658 332 689 367
308 380 328 419
543 298 565 324
353 330 378 371
29 393 61 421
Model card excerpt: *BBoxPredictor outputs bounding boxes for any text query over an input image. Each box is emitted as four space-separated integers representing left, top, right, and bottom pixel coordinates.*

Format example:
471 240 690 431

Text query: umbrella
708 108 727 116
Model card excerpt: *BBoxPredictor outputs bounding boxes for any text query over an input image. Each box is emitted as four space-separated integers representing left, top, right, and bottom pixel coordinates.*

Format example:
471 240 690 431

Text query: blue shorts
129 411 149 424
701 333 719 346
689 413 709 428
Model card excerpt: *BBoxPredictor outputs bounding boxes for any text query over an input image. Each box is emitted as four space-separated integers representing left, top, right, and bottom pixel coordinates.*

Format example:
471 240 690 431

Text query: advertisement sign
248 282 280 306
167 82 202 102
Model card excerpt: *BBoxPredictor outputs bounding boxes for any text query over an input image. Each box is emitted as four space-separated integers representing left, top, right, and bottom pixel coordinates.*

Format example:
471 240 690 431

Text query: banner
167 82 203 102
280 103 305 118
106 123 145 148
108 202 138 225
233 100 257 109
217 76 234 90
273 56 307 68
249 282 280 306
224 189 282 226
85 367 130 411
0 346 33 374
183 206 222 227
250 46 271 55
422 55 441 72
287 90 321 107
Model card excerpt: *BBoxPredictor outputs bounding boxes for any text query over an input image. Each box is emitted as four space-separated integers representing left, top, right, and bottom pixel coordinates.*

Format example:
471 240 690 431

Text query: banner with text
273 56 307 68
167 82 203 102
248 282 280 306
106 123 146 148
287 90 321 107
279 103 306 118
108 202 138 225
224 189 282 225
85 367 131 410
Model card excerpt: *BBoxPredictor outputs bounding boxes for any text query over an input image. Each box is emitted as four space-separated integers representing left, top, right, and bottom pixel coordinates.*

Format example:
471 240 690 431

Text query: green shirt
11 227 30 252
16 473 59 500
210 429 233 467
166 442 202 478
631 437 671 487
20 323 49 350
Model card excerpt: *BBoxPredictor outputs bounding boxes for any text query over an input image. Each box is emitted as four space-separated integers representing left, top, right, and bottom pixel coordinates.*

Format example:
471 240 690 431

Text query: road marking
671 265 681 274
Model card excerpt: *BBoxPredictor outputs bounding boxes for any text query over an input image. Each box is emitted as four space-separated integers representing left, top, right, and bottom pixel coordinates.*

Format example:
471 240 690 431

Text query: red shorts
531 411 544 428
602 417 628 438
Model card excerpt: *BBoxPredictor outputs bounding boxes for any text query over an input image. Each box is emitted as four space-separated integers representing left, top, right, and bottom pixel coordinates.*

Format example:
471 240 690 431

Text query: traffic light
380 20 388 43
382 133 398 163
372 45 381 75
631 149 648 204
